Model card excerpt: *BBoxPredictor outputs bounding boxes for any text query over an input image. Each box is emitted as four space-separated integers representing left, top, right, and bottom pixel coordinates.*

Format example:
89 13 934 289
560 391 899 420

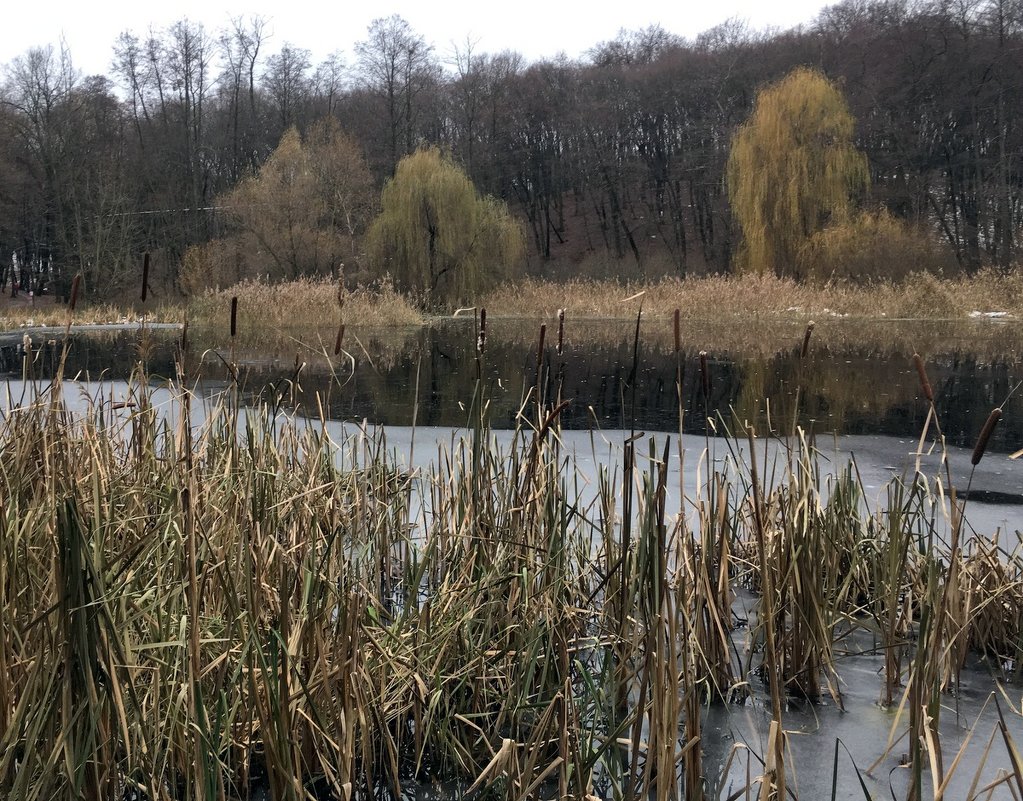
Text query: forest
0 0 1020 302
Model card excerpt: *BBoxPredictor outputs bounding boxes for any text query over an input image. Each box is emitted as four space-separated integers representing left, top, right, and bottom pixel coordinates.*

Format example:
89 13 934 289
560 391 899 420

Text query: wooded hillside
1 0 1019 299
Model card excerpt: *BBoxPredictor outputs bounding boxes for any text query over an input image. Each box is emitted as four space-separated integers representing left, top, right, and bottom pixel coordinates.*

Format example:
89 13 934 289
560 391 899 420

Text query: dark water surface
5 319 1019 454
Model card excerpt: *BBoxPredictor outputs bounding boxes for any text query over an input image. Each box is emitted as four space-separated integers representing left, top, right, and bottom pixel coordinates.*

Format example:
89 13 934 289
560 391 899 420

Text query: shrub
797 210 954 282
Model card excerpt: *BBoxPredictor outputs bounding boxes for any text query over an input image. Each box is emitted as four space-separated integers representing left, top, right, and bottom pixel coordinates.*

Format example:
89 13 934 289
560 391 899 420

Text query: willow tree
366 147 523 306
727 67 869 279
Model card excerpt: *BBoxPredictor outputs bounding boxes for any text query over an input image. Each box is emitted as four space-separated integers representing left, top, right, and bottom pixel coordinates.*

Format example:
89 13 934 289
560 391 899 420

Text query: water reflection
1 320 1021 455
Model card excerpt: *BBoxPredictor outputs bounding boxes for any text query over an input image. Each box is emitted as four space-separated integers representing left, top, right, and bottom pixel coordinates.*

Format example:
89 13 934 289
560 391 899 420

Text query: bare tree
355 15 437 173
264 44 311 132
220 15 268 177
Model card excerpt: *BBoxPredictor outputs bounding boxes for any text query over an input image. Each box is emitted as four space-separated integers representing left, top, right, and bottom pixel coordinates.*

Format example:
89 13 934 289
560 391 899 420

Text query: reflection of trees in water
10 327 1022 454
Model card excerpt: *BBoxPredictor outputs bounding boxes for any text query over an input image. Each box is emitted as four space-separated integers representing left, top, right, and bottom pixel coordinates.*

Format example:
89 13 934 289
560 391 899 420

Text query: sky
3 0 835 79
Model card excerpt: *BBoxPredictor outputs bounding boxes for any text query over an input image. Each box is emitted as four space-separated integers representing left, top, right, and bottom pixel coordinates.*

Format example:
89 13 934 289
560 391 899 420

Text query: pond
6 317 1020 513
5 317 1020 446
2 317 1022 800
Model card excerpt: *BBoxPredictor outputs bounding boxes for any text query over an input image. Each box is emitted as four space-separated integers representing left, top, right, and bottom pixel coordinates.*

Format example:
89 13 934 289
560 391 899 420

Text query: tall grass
0 318 1021 801
481 271 1023 322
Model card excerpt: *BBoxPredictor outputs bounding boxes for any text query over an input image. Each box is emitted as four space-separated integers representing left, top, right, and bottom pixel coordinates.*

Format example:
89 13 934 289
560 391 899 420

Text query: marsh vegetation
1 311 1021 801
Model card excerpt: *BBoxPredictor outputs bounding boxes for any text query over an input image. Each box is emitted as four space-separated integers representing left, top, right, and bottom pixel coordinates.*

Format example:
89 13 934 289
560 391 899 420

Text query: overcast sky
4 0 834 79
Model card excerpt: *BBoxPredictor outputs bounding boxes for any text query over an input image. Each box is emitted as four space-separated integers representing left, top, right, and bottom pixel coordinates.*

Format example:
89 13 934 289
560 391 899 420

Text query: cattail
673 308 681 354
337 283 345 311
180 319 189 353
141 252 150 303
477 307 487 354
971 407 1002 466
800 321 815 359
912 353 934 403
699 351 711 400
556 308 565 355
230 296 238 338
69 273 81 312
334 323 345 355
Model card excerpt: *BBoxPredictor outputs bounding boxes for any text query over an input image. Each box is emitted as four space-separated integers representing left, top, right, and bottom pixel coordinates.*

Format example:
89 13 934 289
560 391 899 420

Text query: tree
355 16 438 174
263 44 311 132
366 147 523 306
727 67 869 278
181 120 374 292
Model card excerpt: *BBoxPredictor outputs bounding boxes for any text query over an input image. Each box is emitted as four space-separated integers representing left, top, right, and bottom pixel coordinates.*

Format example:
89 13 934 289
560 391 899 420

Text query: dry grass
0 299 182 329
481 270 1023 322
5 272 1020 347
187 277 423 342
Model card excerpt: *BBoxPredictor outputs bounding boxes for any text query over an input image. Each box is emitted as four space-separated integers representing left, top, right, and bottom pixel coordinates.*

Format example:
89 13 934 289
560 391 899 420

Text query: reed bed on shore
1 312 1022 801
0 300 183 330
188 278 423 346
482 271 1023 322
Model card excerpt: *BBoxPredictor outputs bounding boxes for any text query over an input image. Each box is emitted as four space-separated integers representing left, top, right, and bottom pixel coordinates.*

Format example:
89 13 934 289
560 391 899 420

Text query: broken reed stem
534 323 546 393
141 252 150 303
799 321 815 359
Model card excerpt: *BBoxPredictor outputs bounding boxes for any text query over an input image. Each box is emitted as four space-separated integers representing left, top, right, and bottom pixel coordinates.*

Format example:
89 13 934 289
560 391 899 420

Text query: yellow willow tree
727 67 869 279
366 147 524 307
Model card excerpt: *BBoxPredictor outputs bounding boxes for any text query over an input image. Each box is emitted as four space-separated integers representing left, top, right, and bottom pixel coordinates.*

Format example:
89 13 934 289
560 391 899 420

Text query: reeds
479 269 1023 321
0 320 1021 801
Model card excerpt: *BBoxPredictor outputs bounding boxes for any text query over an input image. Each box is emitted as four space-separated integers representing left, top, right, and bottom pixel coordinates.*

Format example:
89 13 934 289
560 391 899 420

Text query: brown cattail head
230 296 238 338
537 323 546 360
971 407 1002 466
673 308 681 354
141 252 150 303
912 353 934 403
800 321 815 359
556 308 565 355
69 273 81 312
334 323 345 355
180 318 189 353
337 283 345 311
699 350 710 400
477 307 487 354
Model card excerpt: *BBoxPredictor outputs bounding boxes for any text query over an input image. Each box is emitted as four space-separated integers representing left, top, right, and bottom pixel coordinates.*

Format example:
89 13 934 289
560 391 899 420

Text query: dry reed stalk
799 320 814 358
141 252 150 303
699 351 710 400
745 426 786 799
